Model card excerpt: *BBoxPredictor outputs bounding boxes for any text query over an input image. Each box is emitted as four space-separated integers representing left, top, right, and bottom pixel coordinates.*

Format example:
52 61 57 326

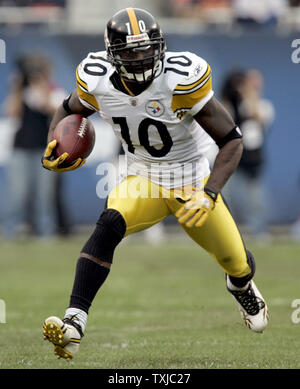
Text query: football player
42 8 268 360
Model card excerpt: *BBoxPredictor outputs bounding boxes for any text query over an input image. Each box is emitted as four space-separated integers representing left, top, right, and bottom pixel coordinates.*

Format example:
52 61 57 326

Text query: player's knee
81 208 126 263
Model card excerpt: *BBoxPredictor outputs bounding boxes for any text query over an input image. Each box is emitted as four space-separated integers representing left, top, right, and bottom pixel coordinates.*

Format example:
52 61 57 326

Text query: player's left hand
175 189 217 228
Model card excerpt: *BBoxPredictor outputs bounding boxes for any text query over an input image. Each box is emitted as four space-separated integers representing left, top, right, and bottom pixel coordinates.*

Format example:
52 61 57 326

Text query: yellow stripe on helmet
126 8 141 35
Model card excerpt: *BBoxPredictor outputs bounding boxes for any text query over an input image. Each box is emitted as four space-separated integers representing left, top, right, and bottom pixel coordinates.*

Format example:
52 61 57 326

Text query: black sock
69 257 110 314
229 274 251 288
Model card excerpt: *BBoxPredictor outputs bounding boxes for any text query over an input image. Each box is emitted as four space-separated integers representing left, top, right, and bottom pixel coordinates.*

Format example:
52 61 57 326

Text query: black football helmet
105 8 165 84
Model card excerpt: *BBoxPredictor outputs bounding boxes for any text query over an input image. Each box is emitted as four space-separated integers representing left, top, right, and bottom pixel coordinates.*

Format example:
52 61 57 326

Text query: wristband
62 94 73 115
204 187 218 202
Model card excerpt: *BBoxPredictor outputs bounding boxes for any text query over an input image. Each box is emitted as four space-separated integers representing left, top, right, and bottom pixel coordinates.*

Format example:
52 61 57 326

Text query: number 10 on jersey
112 117 173 158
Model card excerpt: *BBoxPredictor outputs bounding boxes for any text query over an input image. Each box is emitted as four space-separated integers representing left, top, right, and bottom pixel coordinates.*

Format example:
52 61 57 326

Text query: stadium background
0 0 299 227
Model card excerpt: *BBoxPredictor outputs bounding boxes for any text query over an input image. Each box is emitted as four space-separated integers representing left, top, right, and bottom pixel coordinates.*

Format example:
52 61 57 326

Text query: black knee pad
81 209 126 263
229 249 256 288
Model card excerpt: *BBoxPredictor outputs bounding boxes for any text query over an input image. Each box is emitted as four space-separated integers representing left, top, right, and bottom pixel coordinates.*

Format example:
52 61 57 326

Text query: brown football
53 114 95 166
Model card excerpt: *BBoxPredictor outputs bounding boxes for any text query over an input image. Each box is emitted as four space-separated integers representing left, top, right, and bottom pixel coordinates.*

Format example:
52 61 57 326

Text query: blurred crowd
0 52 293 242
0 0 299 241
220 69 274 240
0 0 65 6
171 0 299 27
2 54 70 239
0 49 299 241
0 0 300 30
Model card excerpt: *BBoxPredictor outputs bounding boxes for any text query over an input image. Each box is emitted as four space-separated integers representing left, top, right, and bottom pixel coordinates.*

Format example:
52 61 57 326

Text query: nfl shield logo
145 100 165 117
130 98 137 107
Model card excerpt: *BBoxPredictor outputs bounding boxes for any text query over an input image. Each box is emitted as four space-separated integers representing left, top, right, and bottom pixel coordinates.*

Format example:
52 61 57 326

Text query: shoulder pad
76 51 111 94
165 52 213 118
164 51 210 89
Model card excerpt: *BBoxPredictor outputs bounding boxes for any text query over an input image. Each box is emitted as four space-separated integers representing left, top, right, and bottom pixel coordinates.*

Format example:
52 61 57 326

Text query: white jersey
76 50 215 188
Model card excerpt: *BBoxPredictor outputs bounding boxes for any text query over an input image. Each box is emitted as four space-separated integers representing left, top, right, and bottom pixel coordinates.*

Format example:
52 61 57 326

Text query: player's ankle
226 273 251 291
64 308 87 334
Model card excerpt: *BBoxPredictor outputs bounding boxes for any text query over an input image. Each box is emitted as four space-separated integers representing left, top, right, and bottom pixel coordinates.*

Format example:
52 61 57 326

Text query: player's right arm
43 52 108 172
42 91 95 172
47 91 94 143
43 53 102 171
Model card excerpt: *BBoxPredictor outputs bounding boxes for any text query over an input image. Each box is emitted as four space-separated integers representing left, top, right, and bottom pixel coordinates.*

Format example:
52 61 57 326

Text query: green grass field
0 233 300 369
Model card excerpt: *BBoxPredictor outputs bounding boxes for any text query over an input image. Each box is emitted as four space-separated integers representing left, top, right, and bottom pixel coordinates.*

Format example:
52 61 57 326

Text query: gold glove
42 140 85 173
175 189 216 228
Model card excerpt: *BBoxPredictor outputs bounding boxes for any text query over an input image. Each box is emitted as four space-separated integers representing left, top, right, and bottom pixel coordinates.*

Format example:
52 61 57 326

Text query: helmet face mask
105 8 165 84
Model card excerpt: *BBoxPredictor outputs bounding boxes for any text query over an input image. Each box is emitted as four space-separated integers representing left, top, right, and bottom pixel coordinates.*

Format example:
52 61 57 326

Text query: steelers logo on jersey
145 100 165 117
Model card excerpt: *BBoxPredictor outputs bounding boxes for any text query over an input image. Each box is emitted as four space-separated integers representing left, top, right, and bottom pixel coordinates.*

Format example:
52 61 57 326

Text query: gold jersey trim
171 76 212 118
76 67 88 91
174 64 211 92
76 83 100 111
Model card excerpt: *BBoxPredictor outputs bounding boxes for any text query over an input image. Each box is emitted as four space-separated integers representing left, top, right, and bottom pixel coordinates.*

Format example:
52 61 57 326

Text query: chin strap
120 77 135 96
